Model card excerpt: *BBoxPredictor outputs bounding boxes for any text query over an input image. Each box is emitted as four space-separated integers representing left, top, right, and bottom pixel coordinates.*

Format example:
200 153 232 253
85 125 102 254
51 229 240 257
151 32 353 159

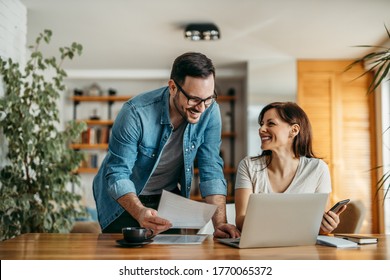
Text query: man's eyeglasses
173 80 217 107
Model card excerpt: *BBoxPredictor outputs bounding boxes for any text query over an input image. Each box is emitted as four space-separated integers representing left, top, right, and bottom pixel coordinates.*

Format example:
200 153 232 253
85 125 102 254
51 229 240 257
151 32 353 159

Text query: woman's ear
290 124 300 138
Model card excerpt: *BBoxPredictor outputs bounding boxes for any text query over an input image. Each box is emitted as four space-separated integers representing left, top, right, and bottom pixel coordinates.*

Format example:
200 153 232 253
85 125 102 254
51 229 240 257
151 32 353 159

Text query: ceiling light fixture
184 23 220 41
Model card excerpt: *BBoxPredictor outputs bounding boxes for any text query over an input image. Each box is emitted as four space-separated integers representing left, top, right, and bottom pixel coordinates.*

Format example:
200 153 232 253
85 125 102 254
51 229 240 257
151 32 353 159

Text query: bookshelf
71 95 131 173
65 71 246 209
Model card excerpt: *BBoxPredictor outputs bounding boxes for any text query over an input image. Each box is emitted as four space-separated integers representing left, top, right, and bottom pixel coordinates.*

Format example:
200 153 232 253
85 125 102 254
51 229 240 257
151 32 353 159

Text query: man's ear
168 80 176 95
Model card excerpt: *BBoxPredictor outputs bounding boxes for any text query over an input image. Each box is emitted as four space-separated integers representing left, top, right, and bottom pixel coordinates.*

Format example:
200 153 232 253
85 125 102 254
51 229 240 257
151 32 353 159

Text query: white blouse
235 156 331 194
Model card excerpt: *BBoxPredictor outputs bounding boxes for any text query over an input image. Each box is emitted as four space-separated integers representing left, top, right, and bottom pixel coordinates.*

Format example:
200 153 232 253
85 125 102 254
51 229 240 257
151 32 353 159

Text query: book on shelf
333 234 378 245
100 127 110 144
80 127 110 144
80 153 99 169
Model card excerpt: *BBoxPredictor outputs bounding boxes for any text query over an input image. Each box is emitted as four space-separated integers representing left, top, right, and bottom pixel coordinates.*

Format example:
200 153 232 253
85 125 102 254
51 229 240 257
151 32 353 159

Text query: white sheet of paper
157 190 217 229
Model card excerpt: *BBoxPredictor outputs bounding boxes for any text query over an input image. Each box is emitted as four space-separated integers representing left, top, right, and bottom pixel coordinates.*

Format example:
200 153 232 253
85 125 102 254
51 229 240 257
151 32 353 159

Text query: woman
235 102 345 234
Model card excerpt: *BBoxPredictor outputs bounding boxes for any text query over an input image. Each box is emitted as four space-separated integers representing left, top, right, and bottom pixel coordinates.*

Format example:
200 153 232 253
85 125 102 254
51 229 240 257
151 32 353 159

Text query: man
93 52 239 238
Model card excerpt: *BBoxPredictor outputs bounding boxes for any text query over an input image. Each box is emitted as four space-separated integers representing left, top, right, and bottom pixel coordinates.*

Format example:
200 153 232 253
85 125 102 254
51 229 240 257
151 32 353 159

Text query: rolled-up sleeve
197 104 227 197
108 179 136 200
104 102 140 199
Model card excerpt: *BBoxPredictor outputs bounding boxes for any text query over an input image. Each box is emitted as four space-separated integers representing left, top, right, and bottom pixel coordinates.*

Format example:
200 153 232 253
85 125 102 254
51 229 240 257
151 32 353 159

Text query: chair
332 200 366 234
70 221 101 233
70 207 101 233
197 203 236 234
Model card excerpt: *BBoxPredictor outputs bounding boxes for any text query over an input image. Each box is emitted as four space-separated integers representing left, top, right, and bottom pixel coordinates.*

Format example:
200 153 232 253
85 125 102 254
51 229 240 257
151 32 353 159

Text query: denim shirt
93 86 227 229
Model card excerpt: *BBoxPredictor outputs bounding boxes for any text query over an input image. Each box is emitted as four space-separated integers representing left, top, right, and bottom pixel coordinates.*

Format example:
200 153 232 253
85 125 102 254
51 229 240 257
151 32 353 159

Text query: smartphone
328 199 350 213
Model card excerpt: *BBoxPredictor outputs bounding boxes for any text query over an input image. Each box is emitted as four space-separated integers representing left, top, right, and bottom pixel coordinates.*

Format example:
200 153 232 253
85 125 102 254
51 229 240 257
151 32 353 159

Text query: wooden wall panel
338 72 374 232
297 60 377 233
298 73 333 162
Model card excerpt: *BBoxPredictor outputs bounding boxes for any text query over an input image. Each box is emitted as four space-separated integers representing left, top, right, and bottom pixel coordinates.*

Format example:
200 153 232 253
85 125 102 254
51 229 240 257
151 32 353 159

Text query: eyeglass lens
174 80 215 107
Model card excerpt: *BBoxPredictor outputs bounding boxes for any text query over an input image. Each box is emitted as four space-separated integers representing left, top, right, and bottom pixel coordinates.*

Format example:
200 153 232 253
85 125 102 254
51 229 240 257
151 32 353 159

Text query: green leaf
345 25 390 94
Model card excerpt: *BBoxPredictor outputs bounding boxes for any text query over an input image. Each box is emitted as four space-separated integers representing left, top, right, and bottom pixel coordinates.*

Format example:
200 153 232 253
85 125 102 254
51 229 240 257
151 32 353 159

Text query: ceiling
21 0 390 70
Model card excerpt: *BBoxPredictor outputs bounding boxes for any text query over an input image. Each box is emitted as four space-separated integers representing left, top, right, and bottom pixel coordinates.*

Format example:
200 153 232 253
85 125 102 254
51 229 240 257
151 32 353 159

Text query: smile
189 108 201 116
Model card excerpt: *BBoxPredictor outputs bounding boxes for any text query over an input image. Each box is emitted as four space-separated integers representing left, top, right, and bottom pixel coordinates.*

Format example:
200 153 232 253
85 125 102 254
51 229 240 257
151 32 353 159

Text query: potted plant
347 25 390 199
0 30 87 241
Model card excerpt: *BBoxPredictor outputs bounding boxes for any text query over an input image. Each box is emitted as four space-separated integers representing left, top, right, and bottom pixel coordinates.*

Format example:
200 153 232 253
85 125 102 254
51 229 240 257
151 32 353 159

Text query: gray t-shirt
141 122 187 195
235 156 331 194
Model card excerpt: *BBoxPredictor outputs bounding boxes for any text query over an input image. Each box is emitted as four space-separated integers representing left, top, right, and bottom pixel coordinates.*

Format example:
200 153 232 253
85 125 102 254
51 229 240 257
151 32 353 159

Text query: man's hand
214 223 241 238
137 207 172 234
117 193 172 234
205 194 240 238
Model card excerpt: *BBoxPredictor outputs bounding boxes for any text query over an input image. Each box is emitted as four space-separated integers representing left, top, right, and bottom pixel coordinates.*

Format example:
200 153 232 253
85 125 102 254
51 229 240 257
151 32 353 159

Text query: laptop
218 193 328 248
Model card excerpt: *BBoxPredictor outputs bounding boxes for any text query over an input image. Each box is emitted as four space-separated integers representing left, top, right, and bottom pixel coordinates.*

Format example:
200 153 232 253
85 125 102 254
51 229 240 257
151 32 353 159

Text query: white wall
246 58 296 156
0 0 26 168
0 0 26 65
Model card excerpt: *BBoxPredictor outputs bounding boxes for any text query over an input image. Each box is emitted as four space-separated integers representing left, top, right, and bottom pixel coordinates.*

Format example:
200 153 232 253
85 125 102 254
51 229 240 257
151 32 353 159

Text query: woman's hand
319 205 347 234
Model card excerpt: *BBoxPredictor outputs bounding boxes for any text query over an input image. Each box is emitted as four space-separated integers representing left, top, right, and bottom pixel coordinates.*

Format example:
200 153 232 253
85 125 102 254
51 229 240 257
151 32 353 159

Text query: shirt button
185 148 188 152
191 145 195 149
187 168 190 172
152 154 155 157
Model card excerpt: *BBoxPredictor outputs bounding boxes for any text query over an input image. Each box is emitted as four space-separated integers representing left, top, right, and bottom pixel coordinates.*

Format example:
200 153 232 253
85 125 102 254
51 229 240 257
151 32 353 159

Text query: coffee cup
122 227 154 243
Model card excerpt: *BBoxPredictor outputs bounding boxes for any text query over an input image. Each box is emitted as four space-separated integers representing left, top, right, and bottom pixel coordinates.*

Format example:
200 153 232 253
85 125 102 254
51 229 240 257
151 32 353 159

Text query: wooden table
0 233 389 260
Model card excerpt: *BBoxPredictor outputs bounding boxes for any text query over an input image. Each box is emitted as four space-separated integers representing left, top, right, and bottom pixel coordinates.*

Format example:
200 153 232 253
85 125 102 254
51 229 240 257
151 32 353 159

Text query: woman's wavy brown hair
254 102 317 165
